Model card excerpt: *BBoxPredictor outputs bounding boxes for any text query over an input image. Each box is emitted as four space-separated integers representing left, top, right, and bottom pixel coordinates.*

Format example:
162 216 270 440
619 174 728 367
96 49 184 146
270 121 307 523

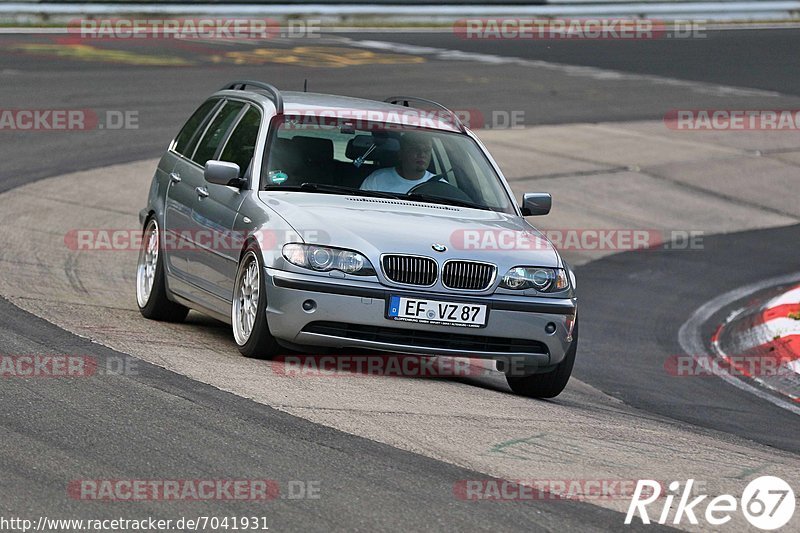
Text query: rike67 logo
626 477 795 530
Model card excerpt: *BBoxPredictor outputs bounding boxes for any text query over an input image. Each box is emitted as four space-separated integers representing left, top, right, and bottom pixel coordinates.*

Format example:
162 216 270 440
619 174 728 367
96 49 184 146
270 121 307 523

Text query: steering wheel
407 178 475 203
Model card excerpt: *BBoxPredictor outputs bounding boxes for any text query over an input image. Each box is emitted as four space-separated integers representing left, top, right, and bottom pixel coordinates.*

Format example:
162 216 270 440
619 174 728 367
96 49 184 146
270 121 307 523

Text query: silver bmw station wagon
137 80 578 398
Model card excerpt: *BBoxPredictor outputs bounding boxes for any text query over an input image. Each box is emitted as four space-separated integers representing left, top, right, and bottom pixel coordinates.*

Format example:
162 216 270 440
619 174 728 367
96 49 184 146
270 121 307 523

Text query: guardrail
0 0 793 4
0 1 798 22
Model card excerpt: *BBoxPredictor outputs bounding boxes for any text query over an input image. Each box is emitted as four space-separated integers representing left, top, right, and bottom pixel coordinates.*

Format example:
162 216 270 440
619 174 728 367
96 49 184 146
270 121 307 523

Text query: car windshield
261 115 515 214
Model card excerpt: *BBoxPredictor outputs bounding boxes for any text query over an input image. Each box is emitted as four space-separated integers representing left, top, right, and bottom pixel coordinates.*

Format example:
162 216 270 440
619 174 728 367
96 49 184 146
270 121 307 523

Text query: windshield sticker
268 170 289 184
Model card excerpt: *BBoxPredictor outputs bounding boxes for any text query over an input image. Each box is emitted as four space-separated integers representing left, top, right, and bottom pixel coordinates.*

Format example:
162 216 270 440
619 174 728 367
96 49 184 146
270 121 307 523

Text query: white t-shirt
360 167 439 194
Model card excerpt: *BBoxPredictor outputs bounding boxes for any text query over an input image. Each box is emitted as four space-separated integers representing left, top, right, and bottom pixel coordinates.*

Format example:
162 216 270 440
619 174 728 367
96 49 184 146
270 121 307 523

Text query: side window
219 107 261 179
192 101 246 167
173 99 219 157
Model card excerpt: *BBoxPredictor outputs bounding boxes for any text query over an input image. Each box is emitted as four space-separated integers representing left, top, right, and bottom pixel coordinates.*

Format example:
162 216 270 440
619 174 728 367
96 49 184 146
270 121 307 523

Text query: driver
360 132 444 194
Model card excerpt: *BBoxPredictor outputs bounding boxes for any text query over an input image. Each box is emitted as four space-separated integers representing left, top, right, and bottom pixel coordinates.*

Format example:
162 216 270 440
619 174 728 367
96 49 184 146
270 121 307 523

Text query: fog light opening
545 322 557 335
302 299 317 312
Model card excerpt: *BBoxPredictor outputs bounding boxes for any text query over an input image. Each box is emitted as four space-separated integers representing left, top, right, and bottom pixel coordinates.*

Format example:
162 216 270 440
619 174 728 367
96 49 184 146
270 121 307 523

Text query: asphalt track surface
577 224 800 453
1 297 648 531
3 28 800 188
341 28 800 97
0 29 798 530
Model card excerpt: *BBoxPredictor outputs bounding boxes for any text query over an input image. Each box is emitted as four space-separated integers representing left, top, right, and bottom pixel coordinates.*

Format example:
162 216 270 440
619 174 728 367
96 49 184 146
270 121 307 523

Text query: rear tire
232 245 281 359
506 317 578 399
136 217 189 322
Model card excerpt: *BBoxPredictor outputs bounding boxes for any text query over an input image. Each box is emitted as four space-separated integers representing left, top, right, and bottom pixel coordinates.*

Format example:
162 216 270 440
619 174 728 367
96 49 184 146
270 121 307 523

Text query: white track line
767 285 800 307
338 37 782 98
678 272 800 416
730 317 800 351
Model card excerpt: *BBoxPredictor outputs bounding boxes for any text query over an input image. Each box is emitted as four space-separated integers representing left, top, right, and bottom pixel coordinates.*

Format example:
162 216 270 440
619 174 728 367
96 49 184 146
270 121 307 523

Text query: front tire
232 245 281 359
136 217 189 322
506 317 578 399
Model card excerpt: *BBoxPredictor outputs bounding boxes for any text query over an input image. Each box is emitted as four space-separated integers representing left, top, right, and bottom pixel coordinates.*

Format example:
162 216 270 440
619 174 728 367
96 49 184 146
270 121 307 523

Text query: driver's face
401 141 433 174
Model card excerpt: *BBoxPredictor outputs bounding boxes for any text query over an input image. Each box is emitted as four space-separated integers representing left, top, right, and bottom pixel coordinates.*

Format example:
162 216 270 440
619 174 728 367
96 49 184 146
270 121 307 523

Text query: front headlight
499 267 568 292
282 244 376 276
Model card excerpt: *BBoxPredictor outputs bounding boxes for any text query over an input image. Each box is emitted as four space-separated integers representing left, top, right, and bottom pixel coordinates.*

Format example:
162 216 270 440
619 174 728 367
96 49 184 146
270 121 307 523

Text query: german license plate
386 295 488 328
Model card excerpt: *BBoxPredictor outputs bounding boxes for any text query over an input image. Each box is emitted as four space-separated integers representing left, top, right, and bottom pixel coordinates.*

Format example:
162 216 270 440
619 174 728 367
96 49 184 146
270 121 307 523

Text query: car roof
216 88 463 133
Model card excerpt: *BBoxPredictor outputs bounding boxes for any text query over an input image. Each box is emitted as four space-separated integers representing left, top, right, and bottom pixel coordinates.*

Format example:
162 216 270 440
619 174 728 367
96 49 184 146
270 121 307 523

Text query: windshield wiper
300 183 405 199
266 183 489 210
268 183 402 199
403 192 490 211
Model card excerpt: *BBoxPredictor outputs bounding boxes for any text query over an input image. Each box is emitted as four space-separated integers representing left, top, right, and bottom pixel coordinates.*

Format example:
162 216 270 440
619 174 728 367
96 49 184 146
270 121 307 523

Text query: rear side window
173 99 219 157
219 107 261 179
192 101 246 167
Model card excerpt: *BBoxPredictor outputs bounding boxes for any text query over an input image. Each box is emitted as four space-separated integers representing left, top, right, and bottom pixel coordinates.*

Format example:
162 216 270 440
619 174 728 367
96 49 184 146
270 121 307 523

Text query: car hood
257 192 560 267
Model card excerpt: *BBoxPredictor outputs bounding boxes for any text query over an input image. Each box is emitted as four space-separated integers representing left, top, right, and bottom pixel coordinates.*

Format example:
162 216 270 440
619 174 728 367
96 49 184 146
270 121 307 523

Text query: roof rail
221 80 284 114
384 96 466 133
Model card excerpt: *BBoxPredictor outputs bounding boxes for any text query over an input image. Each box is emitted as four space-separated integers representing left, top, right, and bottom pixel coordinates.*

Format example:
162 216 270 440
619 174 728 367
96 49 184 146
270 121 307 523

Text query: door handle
169 172 181 184
195 186 209 198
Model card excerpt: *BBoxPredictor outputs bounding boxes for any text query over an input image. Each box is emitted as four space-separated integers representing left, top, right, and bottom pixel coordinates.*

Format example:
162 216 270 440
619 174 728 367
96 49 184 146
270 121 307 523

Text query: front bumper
264 269 576 368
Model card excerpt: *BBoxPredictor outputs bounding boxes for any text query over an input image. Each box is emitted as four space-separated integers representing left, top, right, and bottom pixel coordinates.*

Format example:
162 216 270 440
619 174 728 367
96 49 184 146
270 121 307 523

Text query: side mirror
204 160 244 188
521 193 552 216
